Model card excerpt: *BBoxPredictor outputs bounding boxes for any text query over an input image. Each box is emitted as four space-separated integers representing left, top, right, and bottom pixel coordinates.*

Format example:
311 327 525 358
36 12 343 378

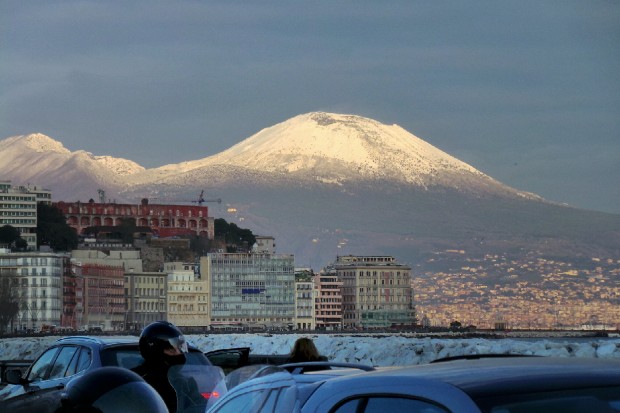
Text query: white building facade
0 248 66 332
0 181 52 249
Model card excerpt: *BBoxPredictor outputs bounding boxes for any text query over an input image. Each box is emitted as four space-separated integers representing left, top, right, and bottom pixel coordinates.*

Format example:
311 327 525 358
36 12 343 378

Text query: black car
0 336 211 413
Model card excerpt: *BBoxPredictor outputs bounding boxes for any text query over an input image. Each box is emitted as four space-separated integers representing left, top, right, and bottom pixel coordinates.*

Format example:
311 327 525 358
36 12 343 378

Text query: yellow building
166 267 210 329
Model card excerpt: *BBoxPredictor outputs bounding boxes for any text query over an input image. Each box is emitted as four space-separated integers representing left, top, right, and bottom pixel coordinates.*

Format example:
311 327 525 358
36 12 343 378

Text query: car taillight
201 391 220 399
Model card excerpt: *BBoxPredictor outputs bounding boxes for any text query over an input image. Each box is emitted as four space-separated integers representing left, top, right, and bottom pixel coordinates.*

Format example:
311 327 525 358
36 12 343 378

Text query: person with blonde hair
288 337 327 363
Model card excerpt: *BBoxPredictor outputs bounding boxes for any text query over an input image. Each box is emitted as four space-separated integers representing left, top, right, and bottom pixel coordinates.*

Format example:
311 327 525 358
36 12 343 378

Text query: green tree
37 203 78 251
214 218 256 251
0 225 21 248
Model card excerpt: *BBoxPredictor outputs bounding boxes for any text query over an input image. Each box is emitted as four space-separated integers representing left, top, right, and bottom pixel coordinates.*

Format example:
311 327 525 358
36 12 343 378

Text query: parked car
0 336 213 413
207 356 620 413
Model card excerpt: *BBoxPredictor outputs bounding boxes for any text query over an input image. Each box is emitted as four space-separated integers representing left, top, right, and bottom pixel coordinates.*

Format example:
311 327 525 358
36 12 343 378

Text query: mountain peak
196 111 484 188
21 133 70 154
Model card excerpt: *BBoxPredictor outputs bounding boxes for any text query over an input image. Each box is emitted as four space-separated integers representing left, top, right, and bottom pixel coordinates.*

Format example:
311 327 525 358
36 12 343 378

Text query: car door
32 345 83 413
0 346 60 412
1 345 91 413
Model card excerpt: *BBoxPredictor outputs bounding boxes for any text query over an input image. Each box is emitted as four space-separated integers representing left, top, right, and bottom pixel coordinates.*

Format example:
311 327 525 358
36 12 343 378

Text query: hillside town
0 180 617 334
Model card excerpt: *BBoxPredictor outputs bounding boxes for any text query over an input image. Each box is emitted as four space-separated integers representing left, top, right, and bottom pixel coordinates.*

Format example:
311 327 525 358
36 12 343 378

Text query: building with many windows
202 253 295 330
72 263 125 331
124 271 168 331
0 181 52 249
0 248 66 332
294 280 315 330
314 271 343 330
166 266 210 329
336 255 415 329
55 198 214 239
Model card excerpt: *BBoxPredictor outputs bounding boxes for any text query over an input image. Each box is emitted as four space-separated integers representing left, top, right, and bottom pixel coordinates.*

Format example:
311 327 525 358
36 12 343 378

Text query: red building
55 199 215 239
72 263 126 330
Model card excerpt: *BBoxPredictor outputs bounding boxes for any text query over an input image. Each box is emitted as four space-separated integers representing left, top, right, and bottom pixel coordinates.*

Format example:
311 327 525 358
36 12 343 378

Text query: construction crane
192 190 222 206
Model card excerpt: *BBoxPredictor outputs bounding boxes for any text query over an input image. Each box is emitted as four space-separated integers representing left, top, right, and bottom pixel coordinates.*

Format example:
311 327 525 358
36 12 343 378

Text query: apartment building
124 271 168 330
294 280 315 330
166 267 210 329
202 253 295 329
73 262 125 331
336 255 415 329
314 271 343 330
0 248 67 331
0 181 52 249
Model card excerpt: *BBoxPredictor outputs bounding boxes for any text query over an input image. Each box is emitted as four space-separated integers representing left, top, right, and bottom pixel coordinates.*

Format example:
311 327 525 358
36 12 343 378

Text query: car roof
53 335 202 351
339 357 620 397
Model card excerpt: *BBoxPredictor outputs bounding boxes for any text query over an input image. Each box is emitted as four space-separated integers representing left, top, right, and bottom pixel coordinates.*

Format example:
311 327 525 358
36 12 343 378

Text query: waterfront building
314 271 343 330
166 265 210 329
124 271 167 331
336 255 415 329
0 181 52 249
0 248 66 331
202 253 295 330
294 280 315 330
73 262 125 331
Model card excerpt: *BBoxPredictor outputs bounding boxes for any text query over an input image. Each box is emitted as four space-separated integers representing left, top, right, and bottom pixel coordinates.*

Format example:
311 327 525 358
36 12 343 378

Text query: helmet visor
168 335 188 353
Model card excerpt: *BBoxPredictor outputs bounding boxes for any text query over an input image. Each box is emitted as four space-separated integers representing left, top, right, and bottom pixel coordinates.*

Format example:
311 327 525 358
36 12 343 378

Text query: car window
64 347 81 377
100 348 144 369
332 396 450 413
478 386 620 413
27 347 60 382
48 346 79 379
75 347 92 374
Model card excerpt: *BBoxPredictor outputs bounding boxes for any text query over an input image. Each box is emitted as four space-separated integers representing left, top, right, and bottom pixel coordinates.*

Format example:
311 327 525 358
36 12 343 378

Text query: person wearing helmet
56 366 168 413
133 321 189 413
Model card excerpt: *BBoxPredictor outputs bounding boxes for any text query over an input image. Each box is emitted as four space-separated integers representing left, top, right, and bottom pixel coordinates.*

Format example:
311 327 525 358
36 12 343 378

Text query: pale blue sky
1 1 618 213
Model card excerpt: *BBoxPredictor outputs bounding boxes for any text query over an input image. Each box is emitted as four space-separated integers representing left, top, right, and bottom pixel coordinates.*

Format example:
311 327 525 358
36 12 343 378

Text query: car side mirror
5 368 25 385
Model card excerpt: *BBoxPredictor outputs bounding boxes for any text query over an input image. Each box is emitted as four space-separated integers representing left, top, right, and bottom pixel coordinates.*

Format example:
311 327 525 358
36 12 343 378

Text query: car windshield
475 386 620 413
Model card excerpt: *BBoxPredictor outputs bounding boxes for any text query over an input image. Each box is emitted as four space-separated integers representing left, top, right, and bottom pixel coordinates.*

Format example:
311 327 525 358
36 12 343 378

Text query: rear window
100 347 210 369
475 386 620 413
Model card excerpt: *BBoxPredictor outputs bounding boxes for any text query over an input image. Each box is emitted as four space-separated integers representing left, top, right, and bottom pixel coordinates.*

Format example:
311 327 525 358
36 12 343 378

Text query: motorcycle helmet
139 321 188 364
57 366 168 413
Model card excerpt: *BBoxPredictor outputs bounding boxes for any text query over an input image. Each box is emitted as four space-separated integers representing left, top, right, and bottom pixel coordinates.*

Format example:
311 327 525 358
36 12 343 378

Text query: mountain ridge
1 112 618 267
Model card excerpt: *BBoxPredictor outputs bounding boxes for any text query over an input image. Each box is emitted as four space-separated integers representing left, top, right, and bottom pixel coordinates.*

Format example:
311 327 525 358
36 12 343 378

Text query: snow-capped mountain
0 133 143 200
129 112 538 200
1 113 618 267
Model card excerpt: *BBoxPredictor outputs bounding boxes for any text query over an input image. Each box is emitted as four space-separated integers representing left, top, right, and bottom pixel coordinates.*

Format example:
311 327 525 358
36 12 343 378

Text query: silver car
208 356 620 413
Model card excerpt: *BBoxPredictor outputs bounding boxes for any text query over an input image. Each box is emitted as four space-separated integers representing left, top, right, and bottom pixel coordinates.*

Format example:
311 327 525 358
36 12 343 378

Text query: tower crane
192 190 222 206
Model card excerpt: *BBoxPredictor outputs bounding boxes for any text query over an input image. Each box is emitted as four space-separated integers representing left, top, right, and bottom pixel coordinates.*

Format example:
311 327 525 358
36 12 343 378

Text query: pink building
314 273 343 330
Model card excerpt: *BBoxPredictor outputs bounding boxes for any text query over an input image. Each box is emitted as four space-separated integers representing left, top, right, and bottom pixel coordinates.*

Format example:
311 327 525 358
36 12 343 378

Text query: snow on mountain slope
130 112 532 198
0 133 144 177
143 113 482 182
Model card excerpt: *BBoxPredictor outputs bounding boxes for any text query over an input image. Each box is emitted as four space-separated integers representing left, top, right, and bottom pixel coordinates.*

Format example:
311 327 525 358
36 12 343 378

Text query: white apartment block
336 255 415 329
253 236 276 254
202 253 295 329
0 248 66 332
0 181 52 249
294 281 315 330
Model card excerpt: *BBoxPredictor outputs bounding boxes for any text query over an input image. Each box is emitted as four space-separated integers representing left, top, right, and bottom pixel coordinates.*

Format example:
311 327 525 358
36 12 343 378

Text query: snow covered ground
1 334 619 366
